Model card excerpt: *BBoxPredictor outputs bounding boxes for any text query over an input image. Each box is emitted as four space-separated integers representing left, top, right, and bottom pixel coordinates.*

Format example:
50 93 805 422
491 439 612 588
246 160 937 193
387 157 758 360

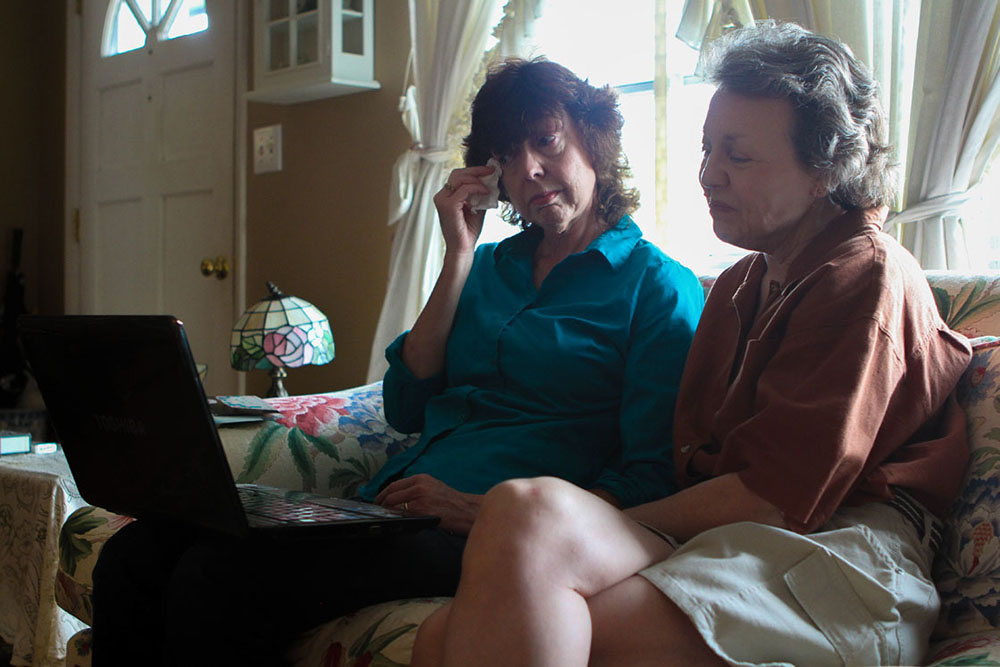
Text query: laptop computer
18 314 439 540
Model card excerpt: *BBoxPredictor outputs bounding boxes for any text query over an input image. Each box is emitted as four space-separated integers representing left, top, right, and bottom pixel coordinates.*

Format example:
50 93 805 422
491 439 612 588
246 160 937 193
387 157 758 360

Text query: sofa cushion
926 629 1000 666
934 336 1000 639
225 383 418 497
56 506 135 626
926 273 1000 338
287 597 449 666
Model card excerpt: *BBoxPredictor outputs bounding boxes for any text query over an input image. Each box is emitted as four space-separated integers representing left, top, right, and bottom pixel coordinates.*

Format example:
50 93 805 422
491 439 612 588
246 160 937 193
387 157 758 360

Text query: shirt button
680 445 691 453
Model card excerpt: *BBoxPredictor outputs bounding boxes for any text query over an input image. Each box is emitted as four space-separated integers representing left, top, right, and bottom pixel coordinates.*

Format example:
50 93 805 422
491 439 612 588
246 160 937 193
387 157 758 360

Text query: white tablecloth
0 452 87 666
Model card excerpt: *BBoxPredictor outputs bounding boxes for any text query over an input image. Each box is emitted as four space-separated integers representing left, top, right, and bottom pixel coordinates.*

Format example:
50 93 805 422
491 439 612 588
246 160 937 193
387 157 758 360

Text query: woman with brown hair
361 57 703 526
90 57 703 667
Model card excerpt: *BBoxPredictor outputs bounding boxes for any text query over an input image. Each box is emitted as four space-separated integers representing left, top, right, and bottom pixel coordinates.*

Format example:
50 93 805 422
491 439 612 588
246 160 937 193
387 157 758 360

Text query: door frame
63 0 249 392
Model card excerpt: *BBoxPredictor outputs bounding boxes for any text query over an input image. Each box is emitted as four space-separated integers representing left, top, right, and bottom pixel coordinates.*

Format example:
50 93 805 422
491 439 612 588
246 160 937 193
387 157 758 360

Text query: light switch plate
253 124 282 174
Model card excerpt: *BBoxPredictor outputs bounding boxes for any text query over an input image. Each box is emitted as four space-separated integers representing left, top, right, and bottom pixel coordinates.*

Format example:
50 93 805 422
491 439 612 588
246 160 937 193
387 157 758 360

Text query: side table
0 452 87 667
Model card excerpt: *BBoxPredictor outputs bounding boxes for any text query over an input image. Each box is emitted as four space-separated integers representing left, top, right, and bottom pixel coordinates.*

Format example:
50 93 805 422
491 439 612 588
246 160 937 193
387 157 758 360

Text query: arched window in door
104 0 208 57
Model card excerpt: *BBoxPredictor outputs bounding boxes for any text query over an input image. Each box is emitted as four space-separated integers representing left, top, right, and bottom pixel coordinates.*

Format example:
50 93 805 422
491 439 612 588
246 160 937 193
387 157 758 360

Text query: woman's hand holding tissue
433 161 502 256
404 159 504 378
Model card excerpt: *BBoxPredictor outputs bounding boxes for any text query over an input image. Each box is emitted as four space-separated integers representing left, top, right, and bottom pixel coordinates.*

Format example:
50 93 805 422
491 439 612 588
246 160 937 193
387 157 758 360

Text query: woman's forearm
400 250 476 379
625 472 789 543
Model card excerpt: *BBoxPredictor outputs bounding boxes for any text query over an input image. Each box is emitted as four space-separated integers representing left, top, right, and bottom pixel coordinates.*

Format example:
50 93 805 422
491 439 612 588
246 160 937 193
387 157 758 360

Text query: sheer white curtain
672 0 1000 270
493 0 545 58
366 0 501 383
887 1 1000 269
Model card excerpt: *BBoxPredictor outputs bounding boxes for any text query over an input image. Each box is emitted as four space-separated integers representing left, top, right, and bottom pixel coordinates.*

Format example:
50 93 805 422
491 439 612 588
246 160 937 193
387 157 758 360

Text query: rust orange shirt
674 208 972 532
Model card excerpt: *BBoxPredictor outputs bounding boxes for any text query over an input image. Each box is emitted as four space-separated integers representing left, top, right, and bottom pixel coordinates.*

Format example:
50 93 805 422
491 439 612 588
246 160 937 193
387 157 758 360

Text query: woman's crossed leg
411 476 725 667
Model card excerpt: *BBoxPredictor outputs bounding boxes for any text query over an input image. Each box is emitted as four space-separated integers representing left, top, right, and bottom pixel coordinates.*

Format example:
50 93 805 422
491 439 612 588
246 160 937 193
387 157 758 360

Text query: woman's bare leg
411 603 450 667
415 560 727 667
588 575 727 667
427 477 674 667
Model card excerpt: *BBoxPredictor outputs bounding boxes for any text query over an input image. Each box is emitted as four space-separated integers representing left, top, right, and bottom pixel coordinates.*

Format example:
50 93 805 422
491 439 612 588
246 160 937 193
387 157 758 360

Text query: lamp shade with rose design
230 282 335 397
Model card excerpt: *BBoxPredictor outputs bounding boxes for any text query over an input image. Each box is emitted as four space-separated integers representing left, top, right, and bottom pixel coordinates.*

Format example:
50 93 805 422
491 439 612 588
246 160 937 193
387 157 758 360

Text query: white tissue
469 158 502 211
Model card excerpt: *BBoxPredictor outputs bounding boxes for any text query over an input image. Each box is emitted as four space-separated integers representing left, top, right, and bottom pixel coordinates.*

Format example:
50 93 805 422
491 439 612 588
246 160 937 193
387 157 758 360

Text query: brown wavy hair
463 57 640 228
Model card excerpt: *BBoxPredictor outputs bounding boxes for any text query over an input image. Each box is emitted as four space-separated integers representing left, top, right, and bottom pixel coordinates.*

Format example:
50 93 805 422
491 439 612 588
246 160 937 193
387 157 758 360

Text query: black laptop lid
19 315 251 538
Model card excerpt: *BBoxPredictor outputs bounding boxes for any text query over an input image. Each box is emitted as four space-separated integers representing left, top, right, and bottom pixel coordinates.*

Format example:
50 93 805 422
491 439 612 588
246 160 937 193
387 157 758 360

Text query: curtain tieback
387 144 453 225
413 144 451 163
886 191 972 229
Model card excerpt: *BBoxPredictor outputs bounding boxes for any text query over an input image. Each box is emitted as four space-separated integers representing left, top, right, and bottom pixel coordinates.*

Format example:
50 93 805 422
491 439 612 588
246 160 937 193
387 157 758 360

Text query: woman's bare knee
450 478 596 612
467 478 581 564
477 477 577 528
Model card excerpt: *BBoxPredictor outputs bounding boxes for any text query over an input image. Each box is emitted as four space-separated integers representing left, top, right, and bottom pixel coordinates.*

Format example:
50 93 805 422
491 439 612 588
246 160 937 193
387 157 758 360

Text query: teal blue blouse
360 216 703 507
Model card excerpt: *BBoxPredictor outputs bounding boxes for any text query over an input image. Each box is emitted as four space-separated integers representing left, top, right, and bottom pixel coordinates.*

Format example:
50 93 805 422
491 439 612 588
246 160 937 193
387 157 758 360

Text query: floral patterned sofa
56 272 1000 666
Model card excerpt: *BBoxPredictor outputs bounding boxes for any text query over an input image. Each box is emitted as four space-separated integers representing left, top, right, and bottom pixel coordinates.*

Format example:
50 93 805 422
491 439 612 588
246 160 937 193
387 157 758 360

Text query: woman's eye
729 154 750 164
538 134 557 148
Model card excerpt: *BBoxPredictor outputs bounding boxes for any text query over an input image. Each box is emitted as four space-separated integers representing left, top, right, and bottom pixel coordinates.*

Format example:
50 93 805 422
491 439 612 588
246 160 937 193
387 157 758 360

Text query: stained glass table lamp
230 282 335 397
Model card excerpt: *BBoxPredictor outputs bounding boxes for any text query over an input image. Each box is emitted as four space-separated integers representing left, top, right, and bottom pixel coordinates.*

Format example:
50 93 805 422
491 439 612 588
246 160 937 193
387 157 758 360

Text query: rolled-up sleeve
381 332 446 434
592 261 704 507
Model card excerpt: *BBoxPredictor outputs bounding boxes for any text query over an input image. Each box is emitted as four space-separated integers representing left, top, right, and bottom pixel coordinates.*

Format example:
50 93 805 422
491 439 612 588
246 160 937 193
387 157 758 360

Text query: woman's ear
809 176 829 199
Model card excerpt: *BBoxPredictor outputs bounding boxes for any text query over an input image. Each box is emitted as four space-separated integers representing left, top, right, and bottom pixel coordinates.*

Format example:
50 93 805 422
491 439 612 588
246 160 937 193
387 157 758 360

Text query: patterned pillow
286 597 449 666
220 382 419 498
56 507 136 626
926 273 1000 338
933 336 1000 639
926 629 1000 666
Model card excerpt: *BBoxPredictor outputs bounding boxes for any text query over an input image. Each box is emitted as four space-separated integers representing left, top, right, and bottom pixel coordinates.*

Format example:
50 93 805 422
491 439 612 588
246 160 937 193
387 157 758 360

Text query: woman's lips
531 191 559 207
708 198 736 214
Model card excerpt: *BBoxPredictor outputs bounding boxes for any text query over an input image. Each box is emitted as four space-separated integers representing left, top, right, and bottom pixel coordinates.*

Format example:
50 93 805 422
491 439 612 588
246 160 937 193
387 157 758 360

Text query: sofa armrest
220 381 419 498
57 506 135 626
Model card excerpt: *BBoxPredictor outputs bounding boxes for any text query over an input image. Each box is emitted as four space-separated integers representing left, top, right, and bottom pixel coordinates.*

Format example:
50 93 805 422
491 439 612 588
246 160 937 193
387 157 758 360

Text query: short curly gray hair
703 21 896 209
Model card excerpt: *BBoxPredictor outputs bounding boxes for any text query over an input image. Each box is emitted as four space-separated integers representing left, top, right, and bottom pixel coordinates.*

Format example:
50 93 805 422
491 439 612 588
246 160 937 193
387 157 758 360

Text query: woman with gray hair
410 21 972 667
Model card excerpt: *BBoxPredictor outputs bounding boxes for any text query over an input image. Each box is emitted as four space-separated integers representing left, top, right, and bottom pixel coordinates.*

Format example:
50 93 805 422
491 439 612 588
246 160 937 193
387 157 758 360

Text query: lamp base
266 367 289 398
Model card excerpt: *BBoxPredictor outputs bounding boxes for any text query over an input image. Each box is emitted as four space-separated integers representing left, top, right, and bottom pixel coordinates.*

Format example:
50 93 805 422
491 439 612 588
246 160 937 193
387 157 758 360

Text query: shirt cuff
384 331 445 387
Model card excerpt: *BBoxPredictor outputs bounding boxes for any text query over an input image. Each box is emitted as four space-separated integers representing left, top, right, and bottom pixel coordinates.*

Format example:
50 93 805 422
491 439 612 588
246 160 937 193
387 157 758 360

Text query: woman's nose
699 153 726 189
510 146 545 181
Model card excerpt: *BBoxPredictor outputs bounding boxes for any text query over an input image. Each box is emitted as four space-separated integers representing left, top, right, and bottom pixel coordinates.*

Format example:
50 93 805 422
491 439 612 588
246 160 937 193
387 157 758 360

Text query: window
104 0 208 57
965 164 1000 271
479 0 744 274
482 1 1000 274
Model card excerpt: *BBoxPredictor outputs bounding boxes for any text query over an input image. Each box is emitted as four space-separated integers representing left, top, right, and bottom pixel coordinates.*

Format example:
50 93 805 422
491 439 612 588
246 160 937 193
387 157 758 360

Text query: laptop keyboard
237 485 404 523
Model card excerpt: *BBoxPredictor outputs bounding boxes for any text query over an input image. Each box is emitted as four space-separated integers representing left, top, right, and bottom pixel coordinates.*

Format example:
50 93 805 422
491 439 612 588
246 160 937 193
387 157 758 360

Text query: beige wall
245 1 410 395
2 3 66 318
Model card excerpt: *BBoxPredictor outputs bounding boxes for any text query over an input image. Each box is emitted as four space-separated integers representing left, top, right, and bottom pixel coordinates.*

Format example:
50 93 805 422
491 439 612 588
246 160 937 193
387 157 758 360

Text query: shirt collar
494 222 542 262
784 207 884 284
493 214 641 270
591 215 642 269
731 207 883 300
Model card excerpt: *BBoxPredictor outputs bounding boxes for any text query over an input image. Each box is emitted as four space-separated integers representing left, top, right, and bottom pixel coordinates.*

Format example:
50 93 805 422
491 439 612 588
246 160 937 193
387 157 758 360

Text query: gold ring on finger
402 501 409 510
443 182 456 193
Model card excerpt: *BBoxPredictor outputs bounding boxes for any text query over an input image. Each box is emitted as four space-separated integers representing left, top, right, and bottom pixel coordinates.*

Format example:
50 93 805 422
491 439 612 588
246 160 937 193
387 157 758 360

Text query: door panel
95 199 155 312
80 0 237 394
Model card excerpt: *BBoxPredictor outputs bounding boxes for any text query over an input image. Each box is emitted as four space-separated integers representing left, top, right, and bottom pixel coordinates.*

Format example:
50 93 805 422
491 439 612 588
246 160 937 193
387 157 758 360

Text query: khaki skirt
638 501 940 666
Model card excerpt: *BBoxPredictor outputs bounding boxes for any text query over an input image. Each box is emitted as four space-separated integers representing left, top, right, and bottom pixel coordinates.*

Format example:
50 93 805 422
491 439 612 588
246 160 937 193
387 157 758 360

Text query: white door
76 0 238 394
